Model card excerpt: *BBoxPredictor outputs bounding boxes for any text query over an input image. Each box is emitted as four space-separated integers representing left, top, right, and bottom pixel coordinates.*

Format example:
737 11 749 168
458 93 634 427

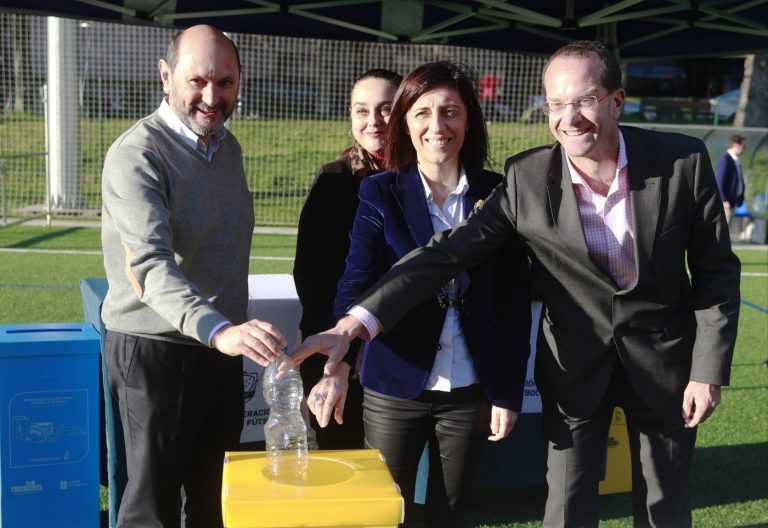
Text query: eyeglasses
540 93 611 115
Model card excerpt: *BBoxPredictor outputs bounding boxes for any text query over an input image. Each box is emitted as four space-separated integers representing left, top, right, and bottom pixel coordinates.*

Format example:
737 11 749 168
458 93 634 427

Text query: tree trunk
12 14 29 113
734 54 768 128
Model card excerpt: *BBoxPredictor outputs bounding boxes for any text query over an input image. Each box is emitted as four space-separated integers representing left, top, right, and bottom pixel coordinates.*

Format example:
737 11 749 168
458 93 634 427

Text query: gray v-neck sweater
101 111 254 346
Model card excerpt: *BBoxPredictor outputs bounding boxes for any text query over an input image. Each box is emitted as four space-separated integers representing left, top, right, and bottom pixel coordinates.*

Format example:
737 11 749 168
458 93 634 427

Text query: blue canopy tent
1 0 767 60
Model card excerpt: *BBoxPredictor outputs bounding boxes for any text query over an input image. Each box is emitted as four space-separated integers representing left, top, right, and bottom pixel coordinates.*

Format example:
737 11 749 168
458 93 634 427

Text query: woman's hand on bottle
488 406 518 441
308 362 351 428
291 315 365 374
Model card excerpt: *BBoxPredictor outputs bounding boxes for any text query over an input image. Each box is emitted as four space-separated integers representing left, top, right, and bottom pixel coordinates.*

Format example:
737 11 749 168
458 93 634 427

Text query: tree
734 54 768 128
12 14 29 113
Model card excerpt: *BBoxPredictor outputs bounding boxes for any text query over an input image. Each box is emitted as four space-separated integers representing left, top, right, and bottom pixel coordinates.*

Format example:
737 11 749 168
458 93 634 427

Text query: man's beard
179 100 233 138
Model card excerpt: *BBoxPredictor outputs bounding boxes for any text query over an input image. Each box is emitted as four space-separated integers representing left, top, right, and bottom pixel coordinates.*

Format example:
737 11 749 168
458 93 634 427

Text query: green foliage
8 113 761 227
747 144 767 218
1 117 553 226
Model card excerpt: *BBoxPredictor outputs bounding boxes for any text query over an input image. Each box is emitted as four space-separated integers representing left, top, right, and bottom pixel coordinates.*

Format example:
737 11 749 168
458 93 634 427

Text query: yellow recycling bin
221 450 404 528
599 407 632 495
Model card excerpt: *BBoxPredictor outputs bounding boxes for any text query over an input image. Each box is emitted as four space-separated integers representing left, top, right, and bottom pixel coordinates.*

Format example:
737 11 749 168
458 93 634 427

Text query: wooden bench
640 98 713 122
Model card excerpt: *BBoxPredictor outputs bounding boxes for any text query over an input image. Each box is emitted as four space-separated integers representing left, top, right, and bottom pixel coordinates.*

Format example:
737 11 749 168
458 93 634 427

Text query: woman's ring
313 393 326 402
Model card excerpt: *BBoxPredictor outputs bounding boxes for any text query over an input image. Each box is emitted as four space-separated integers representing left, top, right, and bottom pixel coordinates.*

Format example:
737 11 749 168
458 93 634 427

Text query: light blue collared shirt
156 99 227 162
418 166 478 391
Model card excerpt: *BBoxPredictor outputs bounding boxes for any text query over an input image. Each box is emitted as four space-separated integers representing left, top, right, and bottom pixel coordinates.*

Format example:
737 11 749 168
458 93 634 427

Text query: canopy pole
46 16 82 212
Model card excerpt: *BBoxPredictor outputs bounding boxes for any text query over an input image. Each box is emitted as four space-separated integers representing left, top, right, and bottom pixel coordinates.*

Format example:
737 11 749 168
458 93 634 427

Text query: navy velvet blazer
334 165 531 410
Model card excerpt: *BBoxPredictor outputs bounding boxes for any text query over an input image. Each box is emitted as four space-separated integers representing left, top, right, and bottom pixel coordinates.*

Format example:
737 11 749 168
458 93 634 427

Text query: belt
437 292 466 311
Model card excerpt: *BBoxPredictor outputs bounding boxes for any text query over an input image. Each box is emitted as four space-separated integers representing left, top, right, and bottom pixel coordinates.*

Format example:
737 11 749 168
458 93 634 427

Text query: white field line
0 247 293 261
1 248 765 270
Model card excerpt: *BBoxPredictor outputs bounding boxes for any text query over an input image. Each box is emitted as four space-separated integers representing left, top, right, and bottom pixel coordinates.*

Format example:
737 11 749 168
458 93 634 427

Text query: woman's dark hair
384 61 489 173
541 40 622 94
350 68 403 98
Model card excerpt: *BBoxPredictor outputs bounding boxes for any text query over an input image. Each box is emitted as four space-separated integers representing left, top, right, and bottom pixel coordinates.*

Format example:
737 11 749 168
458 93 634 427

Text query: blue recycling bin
0 323 101 528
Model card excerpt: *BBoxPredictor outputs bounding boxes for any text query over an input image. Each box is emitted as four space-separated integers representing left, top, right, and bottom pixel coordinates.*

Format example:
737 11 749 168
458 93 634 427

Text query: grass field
0 225 766 527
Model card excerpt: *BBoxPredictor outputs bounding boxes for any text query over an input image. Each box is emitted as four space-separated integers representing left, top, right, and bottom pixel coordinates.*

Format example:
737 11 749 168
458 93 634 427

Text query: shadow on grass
462 442 768 526
466 483 547 526
692 442 768 509
465 484 637 526
5 227 83 248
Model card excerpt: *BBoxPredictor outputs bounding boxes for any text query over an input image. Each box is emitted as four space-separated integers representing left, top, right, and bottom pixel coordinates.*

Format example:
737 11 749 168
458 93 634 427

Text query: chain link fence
1 14 552 226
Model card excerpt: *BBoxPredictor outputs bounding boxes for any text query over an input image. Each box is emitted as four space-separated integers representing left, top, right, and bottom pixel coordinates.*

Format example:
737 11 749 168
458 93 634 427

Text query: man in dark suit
294 40 740 527
714 134 746 224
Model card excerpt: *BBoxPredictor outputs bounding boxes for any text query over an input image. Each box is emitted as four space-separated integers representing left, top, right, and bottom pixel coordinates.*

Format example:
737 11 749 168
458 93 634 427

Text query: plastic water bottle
262 352 308 482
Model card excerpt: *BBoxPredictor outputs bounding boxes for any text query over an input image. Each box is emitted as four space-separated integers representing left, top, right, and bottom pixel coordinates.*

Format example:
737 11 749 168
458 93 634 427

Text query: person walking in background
479 72 499 121
293 68 401 449
300 61 531 528
715 134 746 224
294 41 740 527
101 25 286 527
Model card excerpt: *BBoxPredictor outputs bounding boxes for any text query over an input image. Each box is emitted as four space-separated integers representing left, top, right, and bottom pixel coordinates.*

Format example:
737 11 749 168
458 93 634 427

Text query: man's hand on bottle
212 319 287 366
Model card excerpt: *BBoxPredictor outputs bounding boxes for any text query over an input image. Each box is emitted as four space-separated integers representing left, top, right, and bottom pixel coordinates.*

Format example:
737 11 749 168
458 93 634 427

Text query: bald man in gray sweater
101 25 285 527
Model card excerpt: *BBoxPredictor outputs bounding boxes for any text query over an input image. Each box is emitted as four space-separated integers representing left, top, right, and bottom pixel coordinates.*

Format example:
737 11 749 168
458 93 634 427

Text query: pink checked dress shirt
566 131 637 291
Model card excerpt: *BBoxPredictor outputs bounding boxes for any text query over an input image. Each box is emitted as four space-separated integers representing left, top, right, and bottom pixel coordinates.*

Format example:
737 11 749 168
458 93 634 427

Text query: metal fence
0 14 551 226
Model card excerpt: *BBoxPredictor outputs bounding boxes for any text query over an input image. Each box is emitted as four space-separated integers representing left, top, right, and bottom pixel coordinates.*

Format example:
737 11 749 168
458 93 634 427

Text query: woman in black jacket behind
293 68 401 449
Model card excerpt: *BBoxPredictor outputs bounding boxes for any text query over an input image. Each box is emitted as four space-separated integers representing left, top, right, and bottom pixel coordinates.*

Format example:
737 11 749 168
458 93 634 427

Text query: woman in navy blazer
304 61 531 528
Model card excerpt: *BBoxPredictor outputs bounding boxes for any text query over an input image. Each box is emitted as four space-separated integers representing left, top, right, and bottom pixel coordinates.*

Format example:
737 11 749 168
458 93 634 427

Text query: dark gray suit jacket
357 126 740 418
